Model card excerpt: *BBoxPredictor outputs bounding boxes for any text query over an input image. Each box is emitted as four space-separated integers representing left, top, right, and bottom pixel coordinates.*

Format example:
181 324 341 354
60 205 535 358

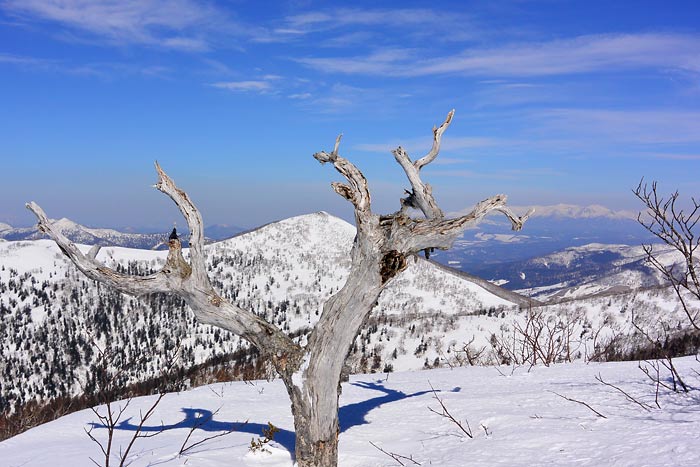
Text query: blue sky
1 0 699 230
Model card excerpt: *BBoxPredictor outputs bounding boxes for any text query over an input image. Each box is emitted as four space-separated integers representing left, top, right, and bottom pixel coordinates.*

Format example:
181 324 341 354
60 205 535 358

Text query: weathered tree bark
27 110 531 467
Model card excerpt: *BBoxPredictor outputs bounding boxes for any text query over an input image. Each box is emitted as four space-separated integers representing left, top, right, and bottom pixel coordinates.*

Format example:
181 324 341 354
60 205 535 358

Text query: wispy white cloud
296 33 700 77
161 36 209 52
1 0 233 51
210 80 272 93
285 7 465 30
355 136 497 154
288 92 312 100
537 108 700 144
289 83 387 114
425 169 479 178
253 7 475 43
429 167 564 180
0 52 171 77
296 48 415 74
640 152 700 160
0 52 56 68
432 157 471 166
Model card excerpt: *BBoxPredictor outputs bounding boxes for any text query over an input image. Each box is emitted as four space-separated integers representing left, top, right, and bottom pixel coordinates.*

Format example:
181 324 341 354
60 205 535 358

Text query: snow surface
1 357 698 466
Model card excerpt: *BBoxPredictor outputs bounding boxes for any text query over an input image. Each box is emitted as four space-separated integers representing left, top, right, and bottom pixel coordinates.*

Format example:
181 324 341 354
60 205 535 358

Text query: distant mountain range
510 203 638 220
473 242 682 301
432 204 656 271
0 219 243 249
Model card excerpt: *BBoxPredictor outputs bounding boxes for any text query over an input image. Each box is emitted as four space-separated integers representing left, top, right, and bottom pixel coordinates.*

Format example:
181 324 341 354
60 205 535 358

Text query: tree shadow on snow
101 379 458 460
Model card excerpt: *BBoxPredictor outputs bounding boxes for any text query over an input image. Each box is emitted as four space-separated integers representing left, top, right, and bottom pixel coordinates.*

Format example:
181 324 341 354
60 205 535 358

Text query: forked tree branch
395 194 533 254
387 110 532 255
154 161 208 284
313 135 372 225
392 110 454 219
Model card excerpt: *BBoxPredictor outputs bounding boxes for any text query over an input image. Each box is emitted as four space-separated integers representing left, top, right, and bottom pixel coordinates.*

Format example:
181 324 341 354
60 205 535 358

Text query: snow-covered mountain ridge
0 219 244 249
476 241 684 300
0 218 166 249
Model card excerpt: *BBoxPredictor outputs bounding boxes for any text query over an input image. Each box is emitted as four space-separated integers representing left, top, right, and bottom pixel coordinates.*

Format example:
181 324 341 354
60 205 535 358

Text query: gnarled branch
154 161 208 284
415 109 454 171
392 194 534 254
392 110 454 219
313 135 372 224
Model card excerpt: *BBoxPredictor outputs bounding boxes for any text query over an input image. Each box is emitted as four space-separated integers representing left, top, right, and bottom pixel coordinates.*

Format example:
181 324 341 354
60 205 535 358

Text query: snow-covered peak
517 203 638 220
218 211 355 256
448 203 638 221
50 217 81 231
0 222 11 232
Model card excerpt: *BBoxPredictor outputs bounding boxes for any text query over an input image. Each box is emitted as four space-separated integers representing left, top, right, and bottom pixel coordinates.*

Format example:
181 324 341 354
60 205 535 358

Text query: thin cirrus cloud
355 136 498 154
536 108 700 144
210 80 272 93
0 52 171 77
1 0 231 51
253 7 475 43
641 153 700 160
285 8 467 30
0 52 56 68
295 33 700 77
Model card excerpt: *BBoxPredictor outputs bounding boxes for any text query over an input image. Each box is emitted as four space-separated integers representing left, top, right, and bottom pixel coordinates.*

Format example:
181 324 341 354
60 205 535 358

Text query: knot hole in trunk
380 250 407 284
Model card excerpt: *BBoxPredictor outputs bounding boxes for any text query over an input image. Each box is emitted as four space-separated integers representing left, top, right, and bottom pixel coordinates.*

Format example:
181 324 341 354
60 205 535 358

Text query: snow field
1 356 698 466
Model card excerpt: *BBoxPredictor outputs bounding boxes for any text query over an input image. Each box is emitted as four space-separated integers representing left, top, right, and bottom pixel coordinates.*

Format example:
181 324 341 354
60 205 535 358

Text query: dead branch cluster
490 307 584 368
634 180 700 330
84 342 176 467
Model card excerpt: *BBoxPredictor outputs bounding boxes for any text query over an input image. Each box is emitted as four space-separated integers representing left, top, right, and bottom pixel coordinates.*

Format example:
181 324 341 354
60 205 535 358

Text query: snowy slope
474 242 685 300
1 357 698 466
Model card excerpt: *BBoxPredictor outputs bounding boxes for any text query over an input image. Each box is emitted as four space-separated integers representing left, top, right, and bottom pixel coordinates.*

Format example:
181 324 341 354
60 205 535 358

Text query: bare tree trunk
286 372 340 467
27 110 531 467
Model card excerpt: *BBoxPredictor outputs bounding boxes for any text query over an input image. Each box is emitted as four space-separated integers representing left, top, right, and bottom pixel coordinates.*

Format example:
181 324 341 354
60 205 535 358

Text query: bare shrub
634 180 700 330
490 307 584 368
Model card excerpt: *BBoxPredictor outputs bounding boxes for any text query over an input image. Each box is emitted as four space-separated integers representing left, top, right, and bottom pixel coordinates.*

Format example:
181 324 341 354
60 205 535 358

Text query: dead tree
27 110 531 467
634 180 700 330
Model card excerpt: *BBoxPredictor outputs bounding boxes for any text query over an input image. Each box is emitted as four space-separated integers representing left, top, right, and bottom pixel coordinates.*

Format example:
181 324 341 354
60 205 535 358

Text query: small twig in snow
369 441 421 466
595 373 653 412
427 381 473 438
179 411 247 456
549 391 607 419
480 423 490 437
